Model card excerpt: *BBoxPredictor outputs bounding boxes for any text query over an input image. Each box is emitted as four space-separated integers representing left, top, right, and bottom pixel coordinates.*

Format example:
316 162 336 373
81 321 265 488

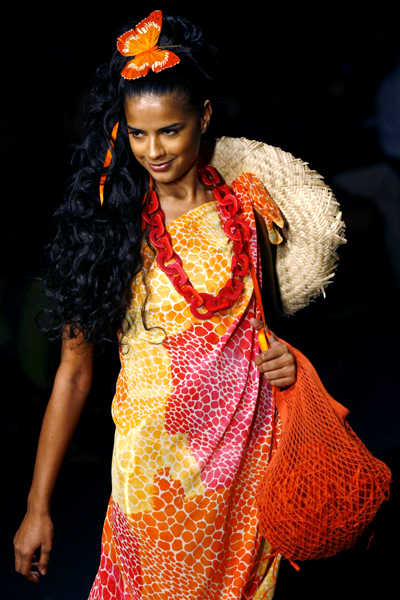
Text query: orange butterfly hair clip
99 11 181 204
117 10 181 80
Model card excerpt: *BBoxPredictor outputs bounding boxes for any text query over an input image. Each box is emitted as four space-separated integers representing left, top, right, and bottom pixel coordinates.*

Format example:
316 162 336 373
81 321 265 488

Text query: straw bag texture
209 136 347 315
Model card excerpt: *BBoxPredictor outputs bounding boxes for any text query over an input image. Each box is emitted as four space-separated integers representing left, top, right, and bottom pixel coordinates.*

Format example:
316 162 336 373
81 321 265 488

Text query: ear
201 100 212 134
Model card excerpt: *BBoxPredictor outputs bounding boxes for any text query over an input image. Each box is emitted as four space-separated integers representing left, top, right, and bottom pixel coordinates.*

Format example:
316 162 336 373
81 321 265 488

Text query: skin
13 333 94 582
250 319 296 388
125 92 215 225
14 91 296 583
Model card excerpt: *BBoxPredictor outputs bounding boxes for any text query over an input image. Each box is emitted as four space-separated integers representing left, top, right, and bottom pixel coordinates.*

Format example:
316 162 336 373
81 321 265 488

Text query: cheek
128 139 144 162
180 132 202 158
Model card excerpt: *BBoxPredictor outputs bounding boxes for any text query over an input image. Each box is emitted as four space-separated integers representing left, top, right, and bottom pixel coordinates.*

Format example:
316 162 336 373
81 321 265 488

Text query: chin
153 168 185 184
151 171 177 184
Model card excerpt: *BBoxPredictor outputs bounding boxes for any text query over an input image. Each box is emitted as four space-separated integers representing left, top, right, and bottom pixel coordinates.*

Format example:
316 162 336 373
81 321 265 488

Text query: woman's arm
13 333 94 583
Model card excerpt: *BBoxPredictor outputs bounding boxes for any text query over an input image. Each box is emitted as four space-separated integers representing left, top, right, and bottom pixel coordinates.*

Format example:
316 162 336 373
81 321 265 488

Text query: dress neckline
165 199 218 230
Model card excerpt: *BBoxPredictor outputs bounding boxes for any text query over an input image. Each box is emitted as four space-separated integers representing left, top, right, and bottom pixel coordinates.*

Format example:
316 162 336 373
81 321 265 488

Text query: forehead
124 92 193 126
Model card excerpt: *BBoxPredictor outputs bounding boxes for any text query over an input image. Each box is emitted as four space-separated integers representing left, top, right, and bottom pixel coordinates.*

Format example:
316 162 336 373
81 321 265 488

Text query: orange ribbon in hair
99 121 119 205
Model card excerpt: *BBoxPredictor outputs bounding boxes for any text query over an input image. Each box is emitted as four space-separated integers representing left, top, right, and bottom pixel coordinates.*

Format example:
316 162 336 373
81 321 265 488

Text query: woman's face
124 92 211 185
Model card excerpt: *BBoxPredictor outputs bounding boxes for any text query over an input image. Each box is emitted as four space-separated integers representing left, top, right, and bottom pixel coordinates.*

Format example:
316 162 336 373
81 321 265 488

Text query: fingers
15 548 40 583
257 359 295 387
259 367 296 388
254 340 297 387
250 317 264 331
15 546 50 582
266 329 278 345
250 318 270 352
254 343 289 366
250 318 274 343
14 513 53 583
38 547 51 576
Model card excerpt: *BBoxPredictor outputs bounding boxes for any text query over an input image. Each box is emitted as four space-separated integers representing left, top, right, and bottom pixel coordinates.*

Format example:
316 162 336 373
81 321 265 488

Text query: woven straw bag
209 136 346 315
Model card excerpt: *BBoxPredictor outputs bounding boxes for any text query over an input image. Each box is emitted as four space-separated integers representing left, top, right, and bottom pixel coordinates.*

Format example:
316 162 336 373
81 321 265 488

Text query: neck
151 160 215 227
153 159 204 204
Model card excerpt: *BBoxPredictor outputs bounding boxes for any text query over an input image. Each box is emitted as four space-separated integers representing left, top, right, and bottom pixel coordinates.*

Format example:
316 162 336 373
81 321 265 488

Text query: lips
148 159 173 172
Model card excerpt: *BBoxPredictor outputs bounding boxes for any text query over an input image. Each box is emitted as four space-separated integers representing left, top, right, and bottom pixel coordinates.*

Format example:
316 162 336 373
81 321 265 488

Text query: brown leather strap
253 209 281 330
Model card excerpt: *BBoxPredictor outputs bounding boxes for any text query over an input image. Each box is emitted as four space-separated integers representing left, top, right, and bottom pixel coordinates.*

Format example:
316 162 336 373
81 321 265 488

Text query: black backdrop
1 2 399 598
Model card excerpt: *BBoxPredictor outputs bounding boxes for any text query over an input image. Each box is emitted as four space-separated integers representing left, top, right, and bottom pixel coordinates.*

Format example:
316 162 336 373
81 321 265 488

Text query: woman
14 11 297 599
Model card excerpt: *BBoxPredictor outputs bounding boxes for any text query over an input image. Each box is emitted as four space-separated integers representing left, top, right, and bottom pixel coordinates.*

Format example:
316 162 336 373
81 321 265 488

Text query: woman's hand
14 509 54 583
250 318 297 388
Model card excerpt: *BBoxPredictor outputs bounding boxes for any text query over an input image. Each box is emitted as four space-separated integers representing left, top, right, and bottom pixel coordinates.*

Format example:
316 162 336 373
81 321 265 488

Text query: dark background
1 1 399 598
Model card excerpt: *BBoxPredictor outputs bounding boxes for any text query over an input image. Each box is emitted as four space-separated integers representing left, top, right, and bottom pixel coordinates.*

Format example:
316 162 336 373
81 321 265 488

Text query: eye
129 130 145 138
163 129 177 136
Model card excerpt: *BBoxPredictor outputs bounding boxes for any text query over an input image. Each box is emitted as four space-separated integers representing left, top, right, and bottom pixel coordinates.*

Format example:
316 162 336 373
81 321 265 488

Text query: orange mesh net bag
255 340 392 562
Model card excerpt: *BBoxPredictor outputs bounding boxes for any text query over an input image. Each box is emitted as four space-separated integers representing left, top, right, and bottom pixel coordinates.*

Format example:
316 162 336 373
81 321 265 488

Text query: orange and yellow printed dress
88 173 284 600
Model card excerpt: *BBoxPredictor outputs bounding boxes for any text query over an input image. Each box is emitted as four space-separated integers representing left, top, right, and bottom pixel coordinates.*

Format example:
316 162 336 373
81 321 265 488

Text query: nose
147 135 166 161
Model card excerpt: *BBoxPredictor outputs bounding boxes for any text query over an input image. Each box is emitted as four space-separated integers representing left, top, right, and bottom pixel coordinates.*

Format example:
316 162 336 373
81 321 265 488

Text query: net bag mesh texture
256 340 392 562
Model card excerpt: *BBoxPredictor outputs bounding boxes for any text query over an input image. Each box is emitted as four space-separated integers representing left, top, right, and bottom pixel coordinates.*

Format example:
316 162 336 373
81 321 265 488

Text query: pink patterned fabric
89 173 283 599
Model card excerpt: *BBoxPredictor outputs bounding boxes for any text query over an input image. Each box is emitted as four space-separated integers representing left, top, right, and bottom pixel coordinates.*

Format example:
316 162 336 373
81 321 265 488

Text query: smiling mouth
148 160 173 172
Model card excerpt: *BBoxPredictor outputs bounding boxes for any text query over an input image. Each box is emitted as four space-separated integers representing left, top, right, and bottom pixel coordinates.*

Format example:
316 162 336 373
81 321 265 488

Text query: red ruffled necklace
141 165 251 320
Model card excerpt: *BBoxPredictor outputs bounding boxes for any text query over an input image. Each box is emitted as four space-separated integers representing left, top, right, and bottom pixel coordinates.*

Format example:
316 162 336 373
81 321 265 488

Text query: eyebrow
127 122 184 132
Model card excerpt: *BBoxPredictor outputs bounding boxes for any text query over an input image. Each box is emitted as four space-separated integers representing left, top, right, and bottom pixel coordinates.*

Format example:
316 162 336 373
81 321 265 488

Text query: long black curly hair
42 12 219 345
